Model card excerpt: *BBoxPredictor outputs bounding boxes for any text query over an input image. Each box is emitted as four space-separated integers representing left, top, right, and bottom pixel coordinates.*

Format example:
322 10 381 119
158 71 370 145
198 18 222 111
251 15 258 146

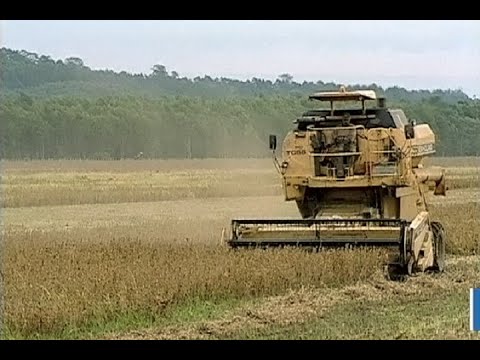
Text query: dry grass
3 157 479 208
441 166 480 190
2 157 480 338
431 202 480 255
110 257 480 340
3 159 280 208
3 169 280 208
4 234 383 336
3 200 479 337
3 159 273 174
426 156 480 168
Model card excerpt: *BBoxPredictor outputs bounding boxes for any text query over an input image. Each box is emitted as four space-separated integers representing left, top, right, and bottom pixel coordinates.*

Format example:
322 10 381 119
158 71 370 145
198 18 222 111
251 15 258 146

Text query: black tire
431 221 446 272
385 263 408 282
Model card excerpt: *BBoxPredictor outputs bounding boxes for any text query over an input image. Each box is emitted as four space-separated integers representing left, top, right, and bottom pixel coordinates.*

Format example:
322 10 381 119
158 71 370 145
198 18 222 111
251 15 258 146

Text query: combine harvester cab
228 87 447 280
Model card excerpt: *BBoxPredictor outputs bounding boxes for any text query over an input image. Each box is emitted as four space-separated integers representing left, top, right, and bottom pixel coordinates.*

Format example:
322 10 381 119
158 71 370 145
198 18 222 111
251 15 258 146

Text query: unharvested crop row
3 159 275 174
3 170 281 208
5 157 479 174
3 160 479 208
3 202 478 337
4 238 382 336
431 202 480 255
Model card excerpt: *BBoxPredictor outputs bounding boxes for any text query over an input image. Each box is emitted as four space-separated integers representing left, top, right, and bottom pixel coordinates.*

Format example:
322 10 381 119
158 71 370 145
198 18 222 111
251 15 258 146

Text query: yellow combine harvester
228 87 447 279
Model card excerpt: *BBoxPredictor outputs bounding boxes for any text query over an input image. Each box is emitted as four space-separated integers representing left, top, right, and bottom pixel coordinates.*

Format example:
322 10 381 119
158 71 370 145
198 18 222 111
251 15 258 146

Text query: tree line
1 47 479 159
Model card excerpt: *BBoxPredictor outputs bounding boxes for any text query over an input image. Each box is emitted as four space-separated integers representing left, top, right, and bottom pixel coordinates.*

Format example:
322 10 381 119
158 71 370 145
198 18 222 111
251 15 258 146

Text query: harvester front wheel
431 221 446 272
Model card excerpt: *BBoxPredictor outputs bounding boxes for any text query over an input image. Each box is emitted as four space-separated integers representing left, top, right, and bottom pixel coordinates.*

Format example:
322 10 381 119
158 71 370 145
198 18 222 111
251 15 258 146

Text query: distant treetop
0 47 471 104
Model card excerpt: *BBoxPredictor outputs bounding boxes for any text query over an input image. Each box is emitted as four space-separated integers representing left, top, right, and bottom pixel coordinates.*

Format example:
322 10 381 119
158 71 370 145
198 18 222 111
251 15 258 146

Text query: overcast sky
2 20 480 97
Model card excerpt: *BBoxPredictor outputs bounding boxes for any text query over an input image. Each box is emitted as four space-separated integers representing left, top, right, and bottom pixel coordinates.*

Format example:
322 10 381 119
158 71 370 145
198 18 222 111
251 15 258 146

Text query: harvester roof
309 88 377 102
297 87 407 130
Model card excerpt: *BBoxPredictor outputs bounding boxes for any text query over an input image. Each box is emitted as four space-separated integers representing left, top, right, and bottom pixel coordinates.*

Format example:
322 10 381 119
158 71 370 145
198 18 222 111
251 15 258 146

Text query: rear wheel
431 221 446 272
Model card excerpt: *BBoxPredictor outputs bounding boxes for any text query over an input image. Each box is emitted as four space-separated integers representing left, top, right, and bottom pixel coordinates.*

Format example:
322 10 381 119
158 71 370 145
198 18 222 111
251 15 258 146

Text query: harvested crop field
1 157 480 339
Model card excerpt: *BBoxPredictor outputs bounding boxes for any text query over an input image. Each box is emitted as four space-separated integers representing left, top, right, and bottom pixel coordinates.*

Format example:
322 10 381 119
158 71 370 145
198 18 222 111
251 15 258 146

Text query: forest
1 47 479 159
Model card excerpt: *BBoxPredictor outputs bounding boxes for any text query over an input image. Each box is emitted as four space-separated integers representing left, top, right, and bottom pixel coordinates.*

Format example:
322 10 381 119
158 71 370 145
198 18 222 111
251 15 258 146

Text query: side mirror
269 135 277 150
405 121 415 139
